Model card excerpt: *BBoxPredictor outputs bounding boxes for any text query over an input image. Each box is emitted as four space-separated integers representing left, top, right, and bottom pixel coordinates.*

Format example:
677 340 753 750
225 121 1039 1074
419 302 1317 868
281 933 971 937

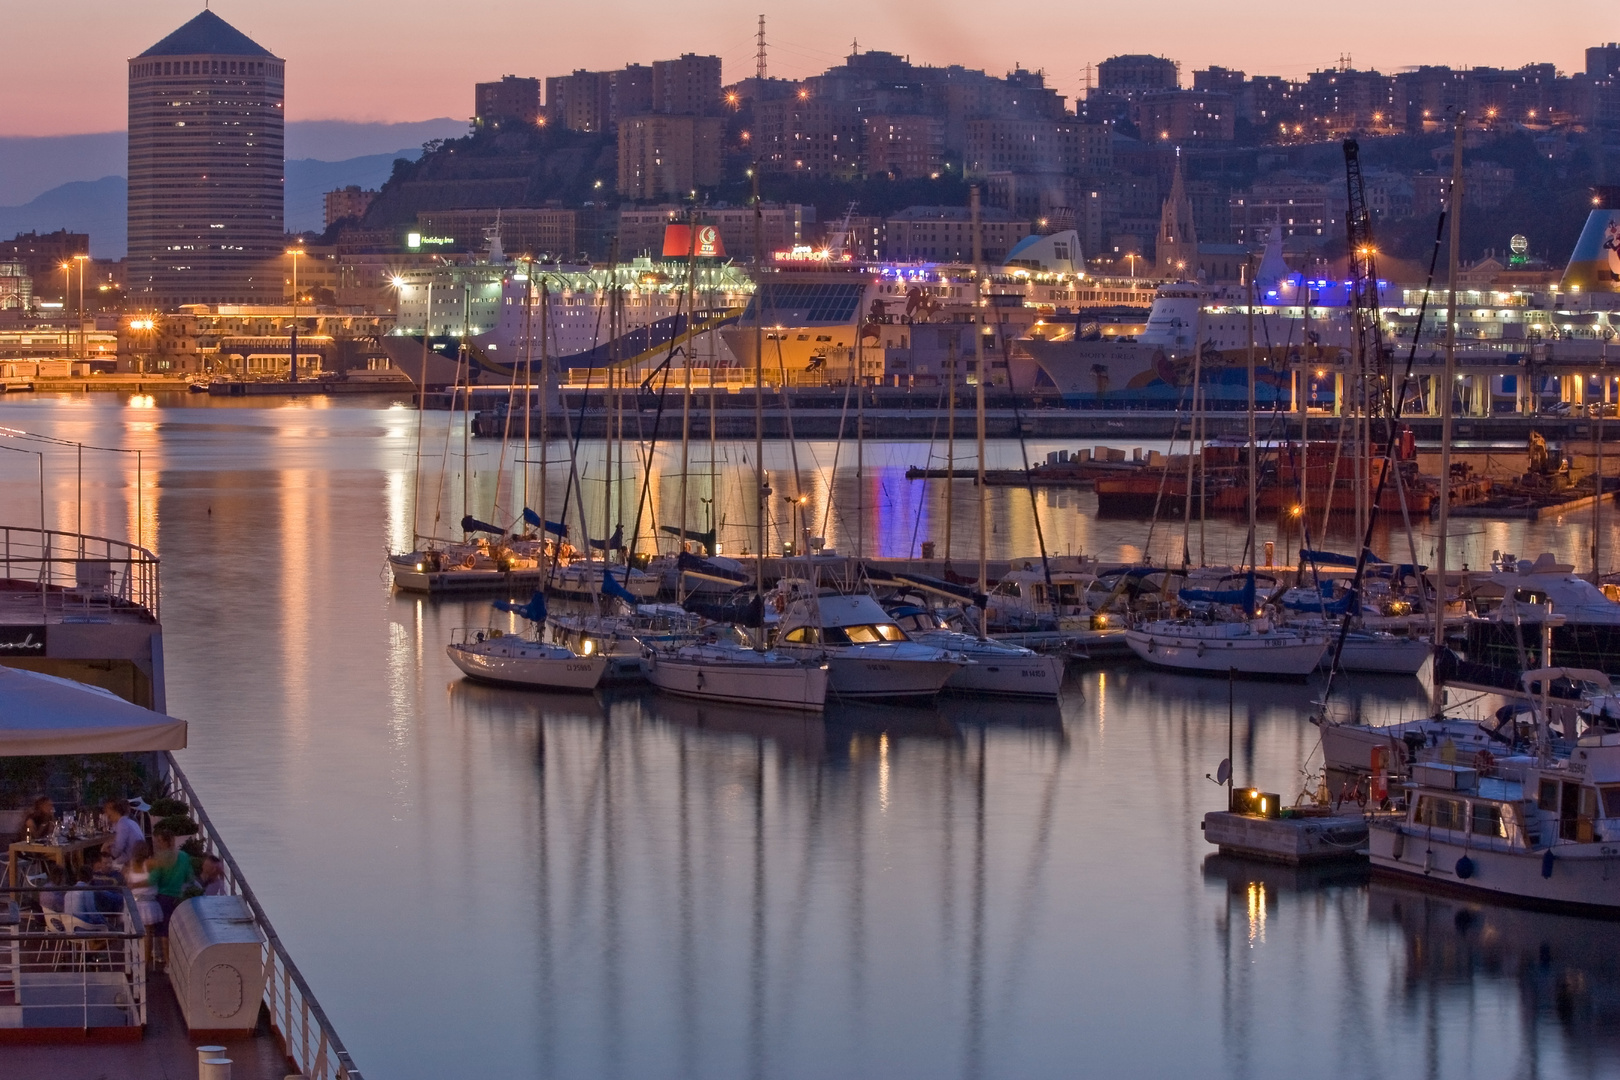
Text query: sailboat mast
856 334 865 561
412 280 433 544
972 185 988 636
539 280 550 556
460 277 471 529
753 169 767 648
945 336 956 563
1596 343 1607 585
1299 282 1309 526
1433 112 1466 716
521 258 535 513
679 210 698 555
1247 265 1257 573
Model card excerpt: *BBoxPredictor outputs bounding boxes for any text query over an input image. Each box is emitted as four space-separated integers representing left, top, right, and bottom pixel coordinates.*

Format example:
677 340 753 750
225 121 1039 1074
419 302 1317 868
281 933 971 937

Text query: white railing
0 525 160 621
0 886 147 1031
161 753 363 1080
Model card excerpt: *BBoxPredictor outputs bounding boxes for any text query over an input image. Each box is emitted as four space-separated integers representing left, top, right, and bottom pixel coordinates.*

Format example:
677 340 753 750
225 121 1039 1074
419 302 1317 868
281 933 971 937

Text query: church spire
1156 147 1198 279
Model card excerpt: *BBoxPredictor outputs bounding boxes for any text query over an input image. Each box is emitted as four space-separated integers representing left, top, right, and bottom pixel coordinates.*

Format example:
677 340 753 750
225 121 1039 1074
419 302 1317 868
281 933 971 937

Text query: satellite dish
1215 758 1232 784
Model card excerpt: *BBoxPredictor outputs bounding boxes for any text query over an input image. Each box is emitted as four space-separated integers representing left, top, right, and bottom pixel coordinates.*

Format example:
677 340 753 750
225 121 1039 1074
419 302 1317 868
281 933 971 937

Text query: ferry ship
382 257 754 389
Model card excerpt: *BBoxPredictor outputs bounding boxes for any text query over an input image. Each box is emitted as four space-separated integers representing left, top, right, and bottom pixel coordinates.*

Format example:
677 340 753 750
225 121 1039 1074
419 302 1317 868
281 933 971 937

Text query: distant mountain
0 148 431 257
0 177 128 257
0 118 465 206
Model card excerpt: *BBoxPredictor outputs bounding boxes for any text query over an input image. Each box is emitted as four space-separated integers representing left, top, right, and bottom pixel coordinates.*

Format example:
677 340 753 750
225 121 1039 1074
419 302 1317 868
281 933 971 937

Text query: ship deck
0 581 157 626
0 972 289 1080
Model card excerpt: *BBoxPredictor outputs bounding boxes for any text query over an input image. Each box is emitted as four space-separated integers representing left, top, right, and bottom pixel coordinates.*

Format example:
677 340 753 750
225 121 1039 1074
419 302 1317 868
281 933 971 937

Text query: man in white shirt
104 799 145 870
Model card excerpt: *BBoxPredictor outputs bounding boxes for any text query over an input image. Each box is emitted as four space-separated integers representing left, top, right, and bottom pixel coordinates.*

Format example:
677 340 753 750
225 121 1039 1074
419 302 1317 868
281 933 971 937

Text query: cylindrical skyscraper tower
127 10 284 307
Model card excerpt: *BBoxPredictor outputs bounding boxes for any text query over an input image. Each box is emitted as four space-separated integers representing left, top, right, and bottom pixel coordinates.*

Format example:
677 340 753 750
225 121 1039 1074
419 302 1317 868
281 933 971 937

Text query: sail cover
0 667 187 755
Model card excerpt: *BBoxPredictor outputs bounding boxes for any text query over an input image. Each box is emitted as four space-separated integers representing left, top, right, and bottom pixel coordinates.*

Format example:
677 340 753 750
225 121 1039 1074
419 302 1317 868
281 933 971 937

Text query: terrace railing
161 753 362 1080
0 885 147 1031
0 525 160 622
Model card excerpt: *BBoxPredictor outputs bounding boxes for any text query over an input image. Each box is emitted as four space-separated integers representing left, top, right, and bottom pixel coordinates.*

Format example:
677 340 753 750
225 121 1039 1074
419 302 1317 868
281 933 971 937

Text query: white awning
0 667 187 755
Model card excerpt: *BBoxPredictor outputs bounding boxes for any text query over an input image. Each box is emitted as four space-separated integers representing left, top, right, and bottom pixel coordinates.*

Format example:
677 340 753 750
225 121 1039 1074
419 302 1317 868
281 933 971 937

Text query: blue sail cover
864 564 988 609
521 508 568 538
461 515 506 536
493 590 547 623
589 526 624 552
681 591 765 628
601 568 637 605
661 525 718 552
1300 548 1386 568
676 551 750 584
1281 586 1353 615
1179 573 1257 615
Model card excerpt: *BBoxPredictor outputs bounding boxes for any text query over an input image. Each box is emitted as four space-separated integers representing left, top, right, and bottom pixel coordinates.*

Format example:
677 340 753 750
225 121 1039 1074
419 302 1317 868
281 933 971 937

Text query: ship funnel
1558 187 1620 293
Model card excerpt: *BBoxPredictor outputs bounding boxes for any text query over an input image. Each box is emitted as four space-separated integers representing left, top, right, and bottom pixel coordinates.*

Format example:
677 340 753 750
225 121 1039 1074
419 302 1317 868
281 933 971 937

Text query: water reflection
10 396 1620 1079
1204 853 1620 1078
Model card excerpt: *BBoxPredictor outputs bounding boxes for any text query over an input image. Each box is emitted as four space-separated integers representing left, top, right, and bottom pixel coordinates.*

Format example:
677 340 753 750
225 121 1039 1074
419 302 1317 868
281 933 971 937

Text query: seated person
89 851 126 913
23 796 55 842
38 865 67 915
198 855 228 897
63 864 108 927
104 798 145 869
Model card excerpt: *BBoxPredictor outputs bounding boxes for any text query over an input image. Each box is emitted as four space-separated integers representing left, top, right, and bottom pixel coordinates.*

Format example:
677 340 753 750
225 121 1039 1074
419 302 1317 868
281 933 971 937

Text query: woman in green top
147 827 193 933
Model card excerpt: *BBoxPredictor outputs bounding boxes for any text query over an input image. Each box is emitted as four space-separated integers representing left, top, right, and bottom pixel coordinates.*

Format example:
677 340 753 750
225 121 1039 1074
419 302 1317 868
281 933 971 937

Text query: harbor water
3 393 1620 1079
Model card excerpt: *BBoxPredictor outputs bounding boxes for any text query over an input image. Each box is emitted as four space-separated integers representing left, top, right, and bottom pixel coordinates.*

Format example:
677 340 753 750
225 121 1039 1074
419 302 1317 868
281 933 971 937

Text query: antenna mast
756 15 767 82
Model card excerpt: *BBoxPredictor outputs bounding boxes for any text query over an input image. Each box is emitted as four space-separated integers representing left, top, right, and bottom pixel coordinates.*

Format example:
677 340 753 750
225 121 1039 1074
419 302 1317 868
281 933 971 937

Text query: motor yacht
888 606 1063 698
773 592 967 700
1367 732 1620 911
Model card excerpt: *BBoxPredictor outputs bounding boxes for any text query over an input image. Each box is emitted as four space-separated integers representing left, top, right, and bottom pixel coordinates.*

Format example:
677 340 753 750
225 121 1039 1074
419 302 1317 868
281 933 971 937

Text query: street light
286 248 305 383
127 316 156 374
72 254 89 361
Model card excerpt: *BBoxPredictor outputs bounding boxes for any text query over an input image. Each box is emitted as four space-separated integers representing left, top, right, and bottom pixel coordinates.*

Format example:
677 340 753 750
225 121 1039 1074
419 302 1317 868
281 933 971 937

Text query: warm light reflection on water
1 394 1619 1079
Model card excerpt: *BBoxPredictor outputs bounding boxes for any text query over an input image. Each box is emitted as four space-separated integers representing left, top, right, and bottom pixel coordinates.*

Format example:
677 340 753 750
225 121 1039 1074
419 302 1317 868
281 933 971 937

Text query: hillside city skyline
2 1 1614 136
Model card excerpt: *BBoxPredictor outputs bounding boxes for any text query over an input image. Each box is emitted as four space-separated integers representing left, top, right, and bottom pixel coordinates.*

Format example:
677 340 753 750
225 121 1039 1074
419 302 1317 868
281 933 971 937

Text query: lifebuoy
1473 748 1495 772
772 593 786 613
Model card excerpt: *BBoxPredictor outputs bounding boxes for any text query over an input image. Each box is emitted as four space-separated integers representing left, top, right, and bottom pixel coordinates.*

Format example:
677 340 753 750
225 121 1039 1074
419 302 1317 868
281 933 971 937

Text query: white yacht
889 606 1063 698
1367 732 1620 911
773 592 967 700
1126 615 1327 678
642 632 829 712
1320 667 1611 778
446 627 606 691
1465 553 1620 676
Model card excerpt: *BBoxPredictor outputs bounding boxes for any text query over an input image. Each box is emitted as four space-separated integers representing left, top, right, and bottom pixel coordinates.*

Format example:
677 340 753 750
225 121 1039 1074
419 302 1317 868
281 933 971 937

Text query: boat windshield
825 623 907 644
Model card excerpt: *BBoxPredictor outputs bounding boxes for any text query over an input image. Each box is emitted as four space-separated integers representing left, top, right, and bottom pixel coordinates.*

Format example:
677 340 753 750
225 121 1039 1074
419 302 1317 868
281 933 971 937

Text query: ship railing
0 886 147 1031
161 753 363 1080
0 525 160 621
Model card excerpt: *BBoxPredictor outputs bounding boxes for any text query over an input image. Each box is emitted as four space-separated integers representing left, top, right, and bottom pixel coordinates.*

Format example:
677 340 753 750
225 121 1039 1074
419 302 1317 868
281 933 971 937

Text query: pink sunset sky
3 0 1615 136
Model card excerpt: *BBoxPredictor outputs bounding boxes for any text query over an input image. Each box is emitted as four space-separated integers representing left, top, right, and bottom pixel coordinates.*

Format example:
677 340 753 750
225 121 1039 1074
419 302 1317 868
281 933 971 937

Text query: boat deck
0 583 157 626
0 972 289 1080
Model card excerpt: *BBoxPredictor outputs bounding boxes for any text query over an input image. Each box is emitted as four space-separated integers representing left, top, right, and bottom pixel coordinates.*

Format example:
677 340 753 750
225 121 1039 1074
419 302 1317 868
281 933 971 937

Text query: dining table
6 834 113 887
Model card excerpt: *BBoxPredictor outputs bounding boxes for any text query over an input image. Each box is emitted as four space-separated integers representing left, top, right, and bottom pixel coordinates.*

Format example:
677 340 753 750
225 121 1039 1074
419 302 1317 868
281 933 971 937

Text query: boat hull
1126 626 1326 678
643 652 828 712
446 644 605 690
824 655 963 699
945 653 1064 698
1325 635 1431 675
1464 620 1620 678
1368 824 1620 912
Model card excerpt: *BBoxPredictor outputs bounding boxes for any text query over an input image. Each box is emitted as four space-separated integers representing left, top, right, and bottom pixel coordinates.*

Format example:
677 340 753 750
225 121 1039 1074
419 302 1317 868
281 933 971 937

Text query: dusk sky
5 0 1616 137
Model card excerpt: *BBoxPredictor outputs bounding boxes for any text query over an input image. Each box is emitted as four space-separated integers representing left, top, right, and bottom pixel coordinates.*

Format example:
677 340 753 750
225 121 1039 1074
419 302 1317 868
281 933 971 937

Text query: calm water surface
2 393 1619 1079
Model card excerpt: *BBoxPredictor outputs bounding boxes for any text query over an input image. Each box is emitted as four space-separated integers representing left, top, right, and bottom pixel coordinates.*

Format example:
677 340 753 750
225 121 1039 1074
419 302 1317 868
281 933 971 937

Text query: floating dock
1202 809 1369 865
